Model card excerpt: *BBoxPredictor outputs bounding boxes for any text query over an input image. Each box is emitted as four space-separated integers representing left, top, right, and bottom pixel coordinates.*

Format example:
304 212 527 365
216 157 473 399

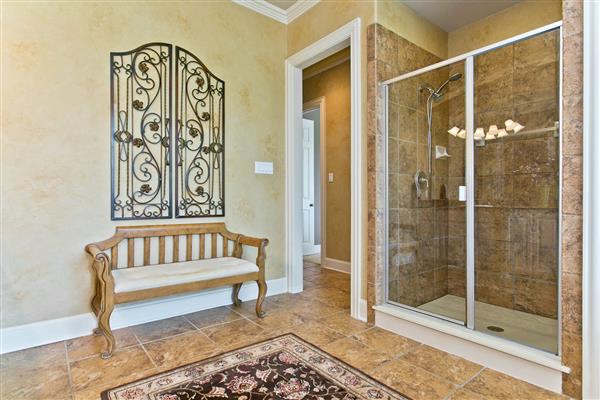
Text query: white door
302 118 317 255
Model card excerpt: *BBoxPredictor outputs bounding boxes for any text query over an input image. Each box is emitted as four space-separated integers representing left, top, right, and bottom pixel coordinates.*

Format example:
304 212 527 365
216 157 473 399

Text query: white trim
380 21 563 86
231 0 287 24
286 0 320 23
357 298 368 322
375 304 567 393
465 56 475 330
0 278 287 354
323 257 350 274
303 244 321 256
303 96 327 266
285 18 362 321
583 0 600 398
231 0 320 25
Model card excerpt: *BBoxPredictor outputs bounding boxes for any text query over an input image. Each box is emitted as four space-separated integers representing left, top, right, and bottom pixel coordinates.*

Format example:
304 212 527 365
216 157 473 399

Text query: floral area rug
101 333 411 400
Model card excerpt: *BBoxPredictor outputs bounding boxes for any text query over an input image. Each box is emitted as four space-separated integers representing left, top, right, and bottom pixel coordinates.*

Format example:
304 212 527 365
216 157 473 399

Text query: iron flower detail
132 138 143 148
132 99 144 110
140 184 152 194
149 121 160 131
189 127 200 138
195 186 204 195
139 62 149 73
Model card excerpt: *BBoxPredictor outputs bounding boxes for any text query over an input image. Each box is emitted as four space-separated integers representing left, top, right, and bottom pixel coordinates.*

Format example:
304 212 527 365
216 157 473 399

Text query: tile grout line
441 366 487 400
63 341 76 400
130 326 159 369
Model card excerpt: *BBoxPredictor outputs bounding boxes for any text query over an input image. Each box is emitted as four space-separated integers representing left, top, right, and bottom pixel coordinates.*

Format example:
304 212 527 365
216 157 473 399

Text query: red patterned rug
101 333 410 400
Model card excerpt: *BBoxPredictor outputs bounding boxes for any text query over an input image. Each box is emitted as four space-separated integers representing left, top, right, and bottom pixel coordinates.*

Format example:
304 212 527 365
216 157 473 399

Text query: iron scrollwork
110 43 172 220
175 46 225 217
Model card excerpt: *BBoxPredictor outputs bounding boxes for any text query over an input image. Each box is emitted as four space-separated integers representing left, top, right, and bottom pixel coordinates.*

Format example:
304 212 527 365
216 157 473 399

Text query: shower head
432 72 463 99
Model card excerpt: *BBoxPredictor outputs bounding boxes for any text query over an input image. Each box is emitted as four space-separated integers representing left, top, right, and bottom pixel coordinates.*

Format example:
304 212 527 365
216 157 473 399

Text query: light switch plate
328 172 334 182
255 161 273 175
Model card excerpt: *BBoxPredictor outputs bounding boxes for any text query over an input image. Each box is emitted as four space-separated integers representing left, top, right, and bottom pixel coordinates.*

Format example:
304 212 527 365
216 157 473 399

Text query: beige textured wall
376 0 448 59
1 2 286 328
303 60 351 262
447 0 562 57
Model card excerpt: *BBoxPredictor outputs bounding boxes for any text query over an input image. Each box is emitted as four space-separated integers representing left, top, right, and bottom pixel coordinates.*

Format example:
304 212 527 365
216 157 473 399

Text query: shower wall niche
379 25 561 353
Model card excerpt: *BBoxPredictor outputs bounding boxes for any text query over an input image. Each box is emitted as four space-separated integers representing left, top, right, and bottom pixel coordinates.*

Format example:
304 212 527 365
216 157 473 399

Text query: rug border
100 332 413 400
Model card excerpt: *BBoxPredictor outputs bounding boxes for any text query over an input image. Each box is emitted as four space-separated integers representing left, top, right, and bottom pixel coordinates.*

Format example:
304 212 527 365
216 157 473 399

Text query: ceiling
264 0 298 10
402 0 521 32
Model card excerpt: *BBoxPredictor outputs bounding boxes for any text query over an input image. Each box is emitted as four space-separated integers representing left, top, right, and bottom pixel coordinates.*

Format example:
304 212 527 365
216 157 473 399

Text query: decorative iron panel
175 46 225 217
110 43 172 220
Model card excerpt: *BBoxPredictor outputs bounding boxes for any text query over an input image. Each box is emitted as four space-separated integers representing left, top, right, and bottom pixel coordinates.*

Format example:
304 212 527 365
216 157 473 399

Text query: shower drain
487 325 505 332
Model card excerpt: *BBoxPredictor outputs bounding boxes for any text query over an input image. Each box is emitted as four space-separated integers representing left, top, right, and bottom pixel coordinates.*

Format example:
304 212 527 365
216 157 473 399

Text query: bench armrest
85 244 114 283
236 235 269 270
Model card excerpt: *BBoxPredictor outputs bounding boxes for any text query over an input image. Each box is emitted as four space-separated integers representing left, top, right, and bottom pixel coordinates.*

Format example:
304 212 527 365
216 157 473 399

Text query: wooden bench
85 223 268 359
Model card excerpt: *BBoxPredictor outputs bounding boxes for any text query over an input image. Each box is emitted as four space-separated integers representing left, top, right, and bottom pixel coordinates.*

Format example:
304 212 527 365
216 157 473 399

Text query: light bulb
448 126 460 136
505 119 515 131
497 128 508 138
474 127 485 140
457 129 466 139
512 123 525 133
489 125 498 133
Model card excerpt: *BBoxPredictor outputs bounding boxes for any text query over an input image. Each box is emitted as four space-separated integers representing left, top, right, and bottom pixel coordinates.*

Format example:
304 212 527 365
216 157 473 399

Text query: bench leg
97 301 115 360
232 283 243 307
255 279 267 318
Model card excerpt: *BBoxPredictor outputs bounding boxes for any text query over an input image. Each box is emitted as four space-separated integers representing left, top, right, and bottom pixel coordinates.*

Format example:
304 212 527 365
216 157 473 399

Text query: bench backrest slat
101 223 240 269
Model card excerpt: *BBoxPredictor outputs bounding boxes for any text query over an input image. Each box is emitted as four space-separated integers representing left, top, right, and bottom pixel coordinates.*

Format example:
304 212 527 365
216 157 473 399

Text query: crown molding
286 0 319 23
232 0 320 25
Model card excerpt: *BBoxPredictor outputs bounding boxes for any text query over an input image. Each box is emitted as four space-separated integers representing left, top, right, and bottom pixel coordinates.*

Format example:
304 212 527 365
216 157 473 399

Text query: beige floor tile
352 327 420 357
71 368 160 400
463 369 568 400
322 337 390 374
131 316 195 343
446 388 487 400
0 362 71 400
371 359 457 400
143 330 221 368
315 311 372 335
287 297 345 317
184 306 243 329
400 345 483 385
302 287 351 309
69 345 154 391
0 341 66 369
287 321 346 346
248 308 307 331
201 318 265 349
66 327 138 361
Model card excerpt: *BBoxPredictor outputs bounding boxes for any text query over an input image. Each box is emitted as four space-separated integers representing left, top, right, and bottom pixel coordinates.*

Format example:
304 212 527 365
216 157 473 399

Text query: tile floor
0 261 568 399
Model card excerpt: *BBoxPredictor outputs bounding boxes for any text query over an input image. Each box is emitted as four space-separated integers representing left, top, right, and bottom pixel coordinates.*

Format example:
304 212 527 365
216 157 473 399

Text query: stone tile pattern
560 0 584 397
0 262 568 400
446 29 561 319
367 23 450 316
368 22 563 323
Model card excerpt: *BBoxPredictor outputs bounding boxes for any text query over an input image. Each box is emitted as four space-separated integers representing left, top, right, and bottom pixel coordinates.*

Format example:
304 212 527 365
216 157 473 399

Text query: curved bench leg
255 279 267 318
98 302 115 359
232 283 243 307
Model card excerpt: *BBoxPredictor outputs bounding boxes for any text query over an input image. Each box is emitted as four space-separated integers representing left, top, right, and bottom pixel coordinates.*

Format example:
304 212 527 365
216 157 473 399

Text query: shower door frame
381 21 563 352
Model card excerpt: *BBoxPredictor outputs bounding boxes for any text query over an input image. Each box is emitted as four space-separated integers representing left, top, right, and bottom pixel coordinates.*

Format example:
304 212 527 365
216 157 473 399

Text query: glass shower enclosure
382 23 561 354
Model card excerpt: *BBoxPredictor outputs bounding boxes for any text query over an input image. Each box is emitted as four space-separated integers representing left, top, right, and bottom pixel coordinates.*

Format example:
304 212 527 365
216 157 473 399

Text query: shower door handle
459 186 467 202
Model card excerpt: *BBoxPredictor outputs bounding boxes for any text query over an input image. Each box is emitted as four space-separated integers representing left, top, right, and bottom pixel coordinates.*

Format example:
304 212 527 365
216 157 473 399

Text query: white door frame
303 97 327 266
285 18 362 319
301 117 318 255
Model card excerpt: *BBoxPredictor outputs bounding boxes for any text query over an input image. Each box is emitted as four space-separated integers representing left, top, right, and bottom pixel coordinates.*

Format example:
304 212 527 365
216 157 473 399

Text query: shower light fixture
489 125 498 134
458 129 466 139
505 119 515 130
475 128 485 140
448 126 460 136
497 128 508 137
512 123 525 133
485 131 496 140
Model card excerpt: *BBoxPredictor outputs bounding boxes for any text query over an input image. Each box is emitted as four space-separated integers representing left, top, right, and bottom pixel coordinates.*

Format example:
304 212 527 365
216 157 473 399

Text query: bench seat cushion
112 257 259 293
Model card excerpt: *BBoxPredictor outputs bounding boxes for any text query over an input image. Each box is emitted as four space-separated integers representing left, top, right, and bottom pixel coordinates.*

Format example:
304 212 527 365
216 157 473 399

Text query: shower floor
417 294 558 353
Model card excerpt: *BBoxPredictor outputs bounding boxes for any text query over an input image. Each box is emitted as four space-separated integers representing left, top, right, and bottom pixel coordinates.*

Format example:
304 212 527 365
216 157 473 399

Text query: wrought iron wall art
175 46 225 217
110 43 225 220
110 43 172 220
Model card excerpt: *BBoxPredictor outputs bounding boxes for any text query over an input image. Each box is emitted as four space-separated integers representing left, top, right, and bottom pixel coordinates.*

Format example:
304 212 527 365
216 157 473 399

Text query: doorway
284 18 363 320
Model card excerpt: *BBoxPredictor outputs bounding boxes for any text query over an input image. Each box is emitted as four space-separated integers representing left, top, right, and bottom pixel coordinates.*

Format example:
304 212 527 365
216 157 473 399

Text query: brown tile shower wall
560 0 583 397
447 30 561 319
367 23 448 320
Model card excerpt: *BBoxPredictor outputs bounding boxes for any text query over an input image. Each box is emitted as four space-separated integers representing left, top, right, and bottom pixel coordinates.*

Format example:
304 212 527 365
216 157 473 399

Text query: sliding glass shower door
384 25 561 354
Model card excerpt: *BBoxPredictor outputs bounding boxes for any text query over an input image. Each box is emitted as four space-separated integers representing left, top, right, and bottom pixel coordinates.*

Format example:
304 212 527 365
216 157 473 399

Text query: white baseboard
302 244 321 256
323 257 350 274
0 277 287 354
357 298 368 322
